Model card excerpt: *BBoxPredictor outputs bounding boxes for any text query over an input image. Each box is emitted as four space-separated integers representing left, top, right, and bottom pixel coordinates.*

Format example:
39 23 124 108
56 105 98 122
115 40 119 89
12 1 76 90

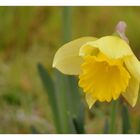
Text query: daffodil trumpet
53 34 140 109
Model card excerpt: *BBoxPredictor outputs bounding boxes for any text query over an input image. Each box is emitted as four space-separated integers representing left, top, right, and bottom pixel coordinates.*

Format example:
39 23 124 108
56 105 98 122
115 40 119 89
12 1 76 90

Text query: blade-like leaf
66 76 81 116
54 70 78 133
54 70 85 134
109 100 118 134
121 103 131 134
37 64 61 133
72 102 85 134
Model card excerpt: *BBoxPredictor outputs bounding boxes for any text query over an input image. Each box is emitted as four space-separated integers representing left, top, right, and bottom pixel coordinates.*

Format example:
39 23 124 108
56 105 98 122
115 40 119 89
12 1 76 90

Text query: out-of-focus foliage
0 6 140 133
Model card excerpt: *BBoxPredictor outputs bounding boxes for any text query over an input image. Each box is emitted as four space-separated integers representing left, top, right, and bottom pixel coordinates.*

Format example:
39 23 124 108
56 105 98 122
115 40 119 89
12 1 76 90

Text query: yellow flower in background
53 36 140 108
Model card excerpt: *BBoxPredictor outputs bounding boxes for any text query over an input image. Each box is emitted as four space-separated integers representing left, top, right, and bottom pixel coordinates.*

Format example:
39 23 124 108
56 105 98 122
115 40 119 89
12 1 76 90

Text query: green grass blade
66 76 81 116
62 6 72 43
109 100 117 134
121 104 131 134
54 70 78 133
37 64 61 133
72 102 85 134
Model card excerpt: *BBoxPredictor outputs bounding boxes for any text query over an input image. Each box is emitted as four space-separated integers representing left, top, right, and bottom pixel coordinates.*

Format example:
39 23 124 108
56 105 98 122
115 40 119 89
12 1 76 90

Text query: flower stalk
109 101 117 133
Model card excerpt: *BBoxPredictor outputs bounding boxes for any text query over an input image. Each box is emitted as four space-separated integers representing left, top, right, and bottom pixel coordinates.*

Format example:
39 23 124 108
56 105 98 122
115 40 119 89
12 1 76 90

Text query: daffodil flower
53 36 140 108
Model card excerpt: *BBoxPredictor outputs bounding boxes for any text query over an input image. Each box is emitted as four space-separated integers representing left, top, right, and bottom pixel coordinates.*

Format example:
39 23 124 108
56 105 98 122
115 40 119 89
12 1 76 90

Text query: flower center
79 53 131 102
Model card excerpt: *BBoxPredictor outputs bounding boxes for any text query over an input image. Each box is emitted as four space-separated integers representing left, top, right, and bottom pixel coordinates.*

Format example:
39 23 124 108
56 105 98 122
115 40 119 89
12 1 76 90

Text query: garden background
0 6 140 134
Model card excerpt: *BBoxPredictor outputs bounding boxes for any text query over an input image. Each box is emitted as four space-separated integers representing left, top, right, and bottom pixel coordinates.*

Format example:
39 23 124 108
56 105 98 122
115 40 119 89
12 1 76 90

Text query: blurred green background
0 6 140 134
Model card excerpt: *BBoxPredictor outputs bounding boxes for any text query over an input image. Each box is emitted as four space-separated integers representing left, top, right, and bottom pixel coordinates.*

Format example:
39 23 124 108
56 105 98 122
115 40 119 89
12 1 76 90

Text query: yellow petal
124 55 140 82
79 36 133 59
122 76 139 107
79 55 130 102
53 37 97 75
85 93 96 109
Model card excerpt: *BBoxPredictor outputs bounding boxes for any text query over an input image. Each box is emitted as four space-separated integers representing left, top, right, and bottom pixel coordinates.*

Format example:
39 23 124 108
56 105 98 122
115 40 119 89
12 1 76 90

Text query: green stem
121 103 131 134
55 6 75 133
109 100 117 134
62 6 72 42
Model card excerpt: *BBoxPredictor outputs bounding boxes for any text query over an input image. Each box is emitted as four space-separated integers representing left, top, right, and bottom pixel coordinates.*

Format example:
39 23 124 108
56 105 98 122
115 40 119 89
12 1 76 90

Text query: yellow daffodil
53 36 140 108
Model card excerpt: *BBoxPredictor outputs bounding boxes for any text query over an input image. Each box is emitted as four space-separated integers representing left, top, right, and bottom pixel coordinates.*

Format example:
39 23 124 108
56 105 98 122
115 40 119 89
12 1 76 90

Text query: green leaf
72 102 85 134
109 100 118 134
54 70 85 134
121 103 131 134
54 70 78 133
37 64 61 133
66 76 82 116
62 6 72 43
